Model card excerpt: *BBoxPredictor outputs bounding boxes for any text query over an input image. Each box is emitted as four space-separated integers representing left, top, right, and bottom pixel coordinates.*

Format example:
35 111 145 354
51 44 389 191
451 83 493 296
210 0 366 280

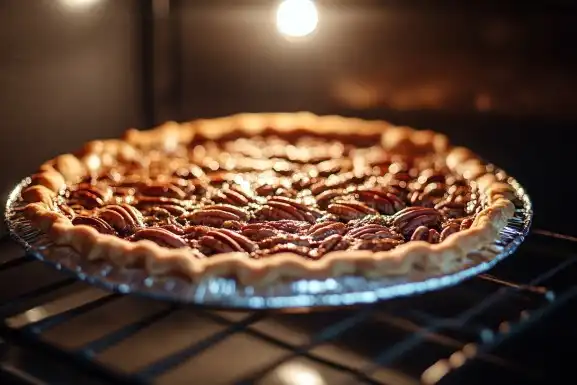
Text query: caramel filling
55 134 481 260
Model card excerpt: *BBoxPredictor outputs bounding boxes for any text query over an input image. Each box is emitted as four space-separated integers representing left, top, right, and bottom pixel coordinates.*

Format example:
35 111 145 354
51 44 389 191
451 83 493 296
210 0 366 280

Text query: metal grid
0 230 575 385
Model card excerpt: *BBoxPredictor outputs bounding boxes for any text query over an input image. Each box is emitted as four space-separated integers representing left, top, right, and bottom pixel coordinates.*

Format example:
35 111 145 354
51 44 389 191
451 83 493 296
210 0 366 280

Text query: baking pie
19 113 516 285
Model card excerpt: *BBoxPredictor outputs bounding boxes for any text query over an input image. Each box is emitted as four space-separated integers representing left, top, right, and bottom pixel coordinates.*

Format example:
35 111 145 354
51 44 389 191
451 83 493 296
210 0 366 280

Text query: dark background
1 0 576 234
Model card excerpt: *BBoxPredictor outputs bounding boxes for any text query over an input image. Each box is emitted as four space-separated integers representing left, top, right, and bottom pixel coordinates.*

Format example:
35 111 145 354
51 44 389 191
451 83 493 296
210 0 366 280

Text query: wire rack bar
0 227 574 385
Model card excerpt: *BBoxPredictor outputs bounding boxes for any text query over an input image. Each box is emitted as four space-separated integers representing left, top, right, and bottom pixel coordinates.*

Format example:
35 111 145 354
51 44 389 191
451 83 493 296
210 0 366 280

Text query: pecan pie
20 113 516 285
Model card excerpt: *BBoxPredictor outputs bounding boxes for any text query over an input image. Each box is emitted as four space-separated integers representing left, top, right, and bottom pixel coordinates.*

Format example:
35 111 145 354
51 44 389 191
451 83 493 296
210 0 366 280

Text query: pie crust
19 113 516 285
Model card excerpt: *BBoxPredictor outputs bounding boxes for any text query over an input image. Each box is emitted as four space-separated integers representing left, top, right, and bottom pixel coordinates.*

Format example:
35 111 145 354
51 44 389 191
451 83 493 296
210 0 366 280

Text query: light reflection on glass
275 361 325 385
58 0 103 12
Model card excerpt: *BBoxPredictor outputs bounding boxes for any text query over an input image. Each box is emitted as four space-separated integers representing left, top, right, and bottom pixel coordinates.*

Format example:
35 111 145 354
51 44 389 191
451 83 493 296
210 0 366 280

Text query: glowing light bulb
276 0 319 38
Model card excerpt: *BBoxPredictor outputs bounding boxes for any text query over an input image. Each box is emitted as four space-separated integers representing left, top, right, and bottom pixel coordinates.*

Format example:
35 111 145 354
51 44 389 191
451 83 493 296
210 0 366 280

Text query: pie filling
54 132 484 260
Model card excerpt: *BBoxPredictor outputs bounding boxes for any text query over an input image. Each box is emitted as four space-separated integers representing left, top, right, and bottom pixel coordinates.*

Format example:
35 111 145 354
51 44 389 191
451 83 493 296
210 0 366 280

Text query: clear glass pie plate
4 170 532 310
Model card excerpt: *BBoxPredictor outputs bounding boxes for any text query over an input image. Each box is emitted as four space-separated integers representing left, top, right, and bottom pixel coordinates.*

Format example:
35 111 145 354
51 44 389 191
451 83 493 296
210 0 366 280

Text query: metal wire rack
0 229 575 385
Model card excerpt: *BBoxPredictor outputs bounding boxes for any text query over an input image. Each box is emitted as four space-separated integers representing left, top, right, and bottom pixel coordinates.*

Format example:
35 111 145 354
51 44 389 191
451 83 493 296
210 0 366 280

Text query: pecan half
307 221 347 240
139 183 186 199
315 189 345 209
68 189 104 209
460 217 474 230
134 196 186 209
327 200 378 221
353 238 403 251
348 224 400 240
267 196 318 223
310 234 350 259
258 234 312 249
201 204 250 221
440 223 459 241
392 207 441 236
186 209 241 226
241 223 278 241
410 226 440 243
212 187 253 205
98 204 144 234
206 229 257 252
72 216 115 234
356 189 405 215
131 228 188 248
434 201 466 218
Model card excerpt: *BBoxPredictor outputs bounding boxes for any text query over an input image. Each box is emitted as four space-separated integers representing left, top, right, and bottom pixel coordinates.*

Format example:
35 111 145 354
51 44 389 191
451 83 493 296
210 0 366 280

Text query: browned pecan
356 189 405 215
258 234 312 249
223 220 243 230
98 204 144 234
206 229 257 253
186 209 241 226
68 189 104 209
198 236 235 254
347 224 400 240
435 201 466 218
309 234 350 259
241 223 277 239
201 204 250 221
353 238 403 251
440 223 460 241
315 189 345 209
159 224 185 235
130 228 188 248
72 216 115 234
252 220 309 233
139 183 186 199
392 206 441 236
134 196 186 209
410 226 440 243
212 187 253 205
183 225 212 239
307 221 347 240
327 200 378 221
268 196 318 223
460 217 474 230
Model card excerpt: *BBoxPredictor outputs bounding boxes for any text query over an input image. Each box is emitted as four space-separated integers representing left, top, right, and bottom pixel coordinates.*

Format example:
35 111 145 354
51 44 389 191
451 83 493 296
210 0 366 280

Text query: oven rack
0 229 575 385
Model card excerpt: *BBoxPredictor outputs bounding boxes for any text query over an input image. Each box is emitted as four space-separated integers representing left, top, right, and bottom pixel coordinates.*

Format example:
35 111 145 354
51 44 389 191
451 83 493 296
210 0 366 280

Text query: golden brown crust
19 113 516 285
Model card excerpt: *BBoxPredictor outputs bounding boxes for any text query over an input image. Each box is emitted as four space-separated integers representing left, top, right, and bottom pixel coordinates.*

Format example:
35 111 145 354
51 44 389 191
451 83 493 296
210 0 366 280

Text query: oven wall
174 2 577 233
0 0 143 231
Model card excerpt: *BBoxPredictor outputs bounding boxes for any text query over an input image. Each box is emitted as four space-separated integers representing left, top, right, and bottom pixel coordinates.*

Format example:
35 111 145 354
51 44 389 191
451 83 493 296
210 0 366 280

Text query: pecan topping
328 200 378 221
353 238 402 251
212 187 253 205
241 223 278 241
307 221 347 240
356 189 405 214
206 229 257 253
59 131 489 260
315 189 345 209
72 216 115 234
410 226 440 243
131 228 188 248
186 209 241 226
139 183 186 199
348 224 401 240
392 207 441 236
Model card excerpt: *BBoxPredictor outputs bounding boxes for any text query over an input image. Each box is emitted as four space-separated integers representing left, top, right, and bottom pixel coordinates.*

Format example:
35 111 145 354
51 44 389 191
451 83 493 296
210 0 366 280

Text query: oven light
276 0 319 38
57 0 103 12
